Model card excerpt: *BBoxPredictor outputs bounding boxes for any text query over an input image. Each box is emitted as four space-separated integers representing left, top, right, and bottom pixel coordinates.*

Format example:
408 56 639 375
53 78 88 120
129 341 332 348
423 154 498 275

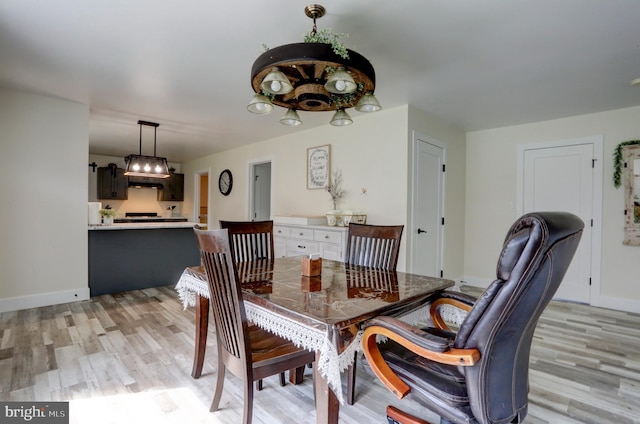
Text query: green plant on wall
613 140 640 188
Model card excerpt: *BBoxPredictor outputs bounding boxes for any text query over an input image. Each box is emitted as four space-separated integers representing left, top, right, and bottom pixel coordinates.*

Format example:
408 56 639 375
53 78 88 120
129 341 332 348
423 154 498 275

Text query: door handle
417 228 427 234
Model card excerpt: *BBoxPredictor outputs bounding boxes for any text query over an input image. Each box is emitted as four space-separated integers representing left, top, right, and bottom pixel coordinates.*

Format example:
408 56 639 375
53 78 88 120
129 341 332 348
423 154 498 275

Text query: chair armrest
435 290 477 305
362 316 480 399
429 291 475 331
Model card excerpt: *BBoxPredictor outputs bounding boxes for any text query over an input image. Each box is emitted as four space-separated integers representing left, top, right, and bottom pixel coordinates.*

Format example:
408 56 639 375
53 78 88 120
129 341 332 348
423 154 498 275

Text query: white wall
183 106 411 268
464 105 640 312
0 88 90 312
182 105 467 278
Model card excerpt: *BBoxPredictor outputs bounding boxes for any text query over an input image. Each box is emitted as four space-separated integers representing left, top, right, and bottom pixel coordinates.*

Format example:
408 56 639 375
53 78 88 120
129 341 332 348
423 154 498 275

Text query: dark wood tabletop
239 257 454 351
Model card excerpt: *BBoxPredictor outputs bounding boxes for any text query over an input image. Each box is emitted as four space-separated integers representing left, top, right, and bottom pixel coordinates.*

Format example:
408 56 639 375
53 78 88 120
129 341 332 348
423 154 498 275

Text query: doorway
409 133 445 277
251 161 271 221
517 136 603 304
194 170 210 227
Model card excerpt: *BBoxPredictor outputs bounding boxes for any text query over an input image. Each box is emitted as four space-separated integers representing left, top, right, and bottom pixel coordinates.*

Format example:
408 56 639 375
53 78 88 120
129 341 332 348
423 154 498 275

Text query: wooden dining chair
219 220 293 389
344 223 404 405
219 220 274 262
194 228 316 424
345 223 404 270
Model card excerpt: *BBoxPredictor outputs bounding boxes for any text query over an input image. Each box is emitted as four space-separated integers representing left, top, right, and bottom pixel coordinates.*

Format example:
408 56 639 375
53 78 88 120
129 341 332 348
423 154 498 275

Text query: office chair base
386 405 431 424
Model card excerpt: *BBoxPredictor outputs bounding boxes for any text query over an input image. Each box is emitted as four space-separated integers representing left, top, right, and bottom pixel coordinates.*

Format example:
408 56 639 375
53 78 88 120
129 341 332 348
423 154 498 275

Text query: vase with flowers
326 170 344 225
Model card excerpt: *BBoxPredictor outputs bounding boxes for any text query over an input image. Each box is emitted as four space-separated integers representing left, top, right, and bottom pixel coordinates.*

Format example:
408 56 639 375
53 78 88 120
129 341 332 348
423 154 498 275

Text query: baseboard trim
459 276 493 289
461 276 640 314
592 294 640 314
0 288 90 313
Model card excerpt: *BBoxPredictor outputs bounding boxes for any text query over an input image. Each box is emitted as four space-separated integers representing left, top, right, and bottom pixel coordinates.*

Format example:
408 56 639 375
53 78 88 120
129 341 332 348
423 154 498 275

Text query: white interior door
522 142 594 303
252 162 271 221
410 136 445 277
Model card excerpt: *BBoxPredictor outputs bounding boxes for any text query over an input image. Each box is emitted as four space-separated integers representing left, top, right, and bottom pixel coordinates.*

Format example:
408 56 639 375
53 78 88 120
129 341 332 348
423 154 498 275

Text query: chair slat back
345 223 404 270
194 228 248 362
220 220 275 262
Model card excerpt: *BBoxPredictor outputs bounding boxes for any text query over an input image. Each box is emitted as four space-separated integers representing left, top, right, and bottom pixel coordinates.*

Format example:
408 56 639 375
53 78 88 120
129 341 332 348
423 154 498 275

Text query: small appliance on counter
88 202 102 225
115 212 188 223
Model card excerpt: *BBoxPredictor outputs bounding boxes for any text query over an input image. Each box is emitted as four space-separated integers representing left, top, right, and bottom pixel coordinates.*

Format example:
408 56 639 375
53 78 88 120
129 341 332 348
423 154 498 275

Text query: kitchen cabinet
97 166 128 200
88 225 199 296
158 172 184 201
273 223 347 262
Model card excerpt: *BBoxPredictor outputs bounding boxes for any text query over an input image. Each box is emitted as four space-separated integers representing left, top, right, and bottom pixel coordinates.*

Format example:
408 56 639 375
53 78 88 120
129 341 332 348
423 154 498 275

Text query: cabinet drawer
289 228 314 241
286 239 319 255
320 243 343 262
314 229 342 244
274 239 286 258
274 225 290 237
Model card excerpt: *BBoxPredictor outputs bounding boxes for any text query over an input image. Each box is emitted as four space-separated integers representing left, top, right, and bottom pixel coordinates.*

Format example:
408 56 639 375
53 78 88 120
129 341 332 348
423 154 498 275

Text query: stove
114 212 188 223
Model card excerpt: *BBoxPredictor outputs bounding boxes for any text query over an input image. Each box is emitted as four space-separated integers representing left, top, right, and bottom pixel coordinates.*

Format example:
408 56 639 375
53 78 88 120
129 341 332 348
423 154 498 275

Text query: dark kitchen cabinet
97 166 128 200
89 227 199 296
158 172 184 201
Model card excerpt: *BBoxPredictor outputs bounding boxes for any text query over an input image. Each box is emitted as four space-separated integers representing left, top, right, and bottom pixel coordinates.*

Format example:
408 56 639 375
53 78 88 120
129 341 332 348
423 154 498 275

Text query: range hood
128 180 164 189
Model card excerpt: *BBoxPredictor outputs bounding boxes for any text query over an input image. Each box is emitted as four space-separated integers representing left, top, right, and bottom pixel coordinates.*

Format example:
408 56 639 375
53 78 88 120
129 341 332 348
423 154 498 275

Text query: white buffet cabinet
273 223 348 262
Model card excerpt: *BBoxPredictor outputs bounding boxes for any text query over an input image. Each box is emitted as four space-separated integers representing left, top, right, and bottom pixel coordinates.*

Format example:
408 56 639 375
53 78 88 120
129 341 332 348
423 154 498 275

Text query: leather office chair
194 228 315 424
345 223 404 404
361 212 584 424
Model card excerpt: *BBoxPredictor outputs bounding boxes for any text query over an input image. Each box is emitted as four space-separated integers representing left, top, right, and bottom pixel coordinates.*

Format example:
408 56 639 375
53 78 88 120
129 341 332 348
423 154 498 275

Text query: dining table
175 256 454 424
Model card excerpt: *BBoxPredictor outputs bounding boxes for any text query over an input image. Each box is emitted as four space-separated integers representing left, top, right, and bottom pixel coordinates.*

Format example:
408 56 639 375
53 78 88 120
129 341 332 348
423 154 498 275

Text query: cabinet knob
299 232 304 236
325 235 329 239
298 245 306 249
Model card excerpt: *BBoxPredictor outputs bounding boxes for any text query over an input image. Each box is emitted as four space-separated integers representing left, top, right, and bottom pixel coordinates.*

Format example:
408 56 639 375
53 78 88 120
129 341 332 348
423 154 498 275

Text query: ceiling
2 0 640 163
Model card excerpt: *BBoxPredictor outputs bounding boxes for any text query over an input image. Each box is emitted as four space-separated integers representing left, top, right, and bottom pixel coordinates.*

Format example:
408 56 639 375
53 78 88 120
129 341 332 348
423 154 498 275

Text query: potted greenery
99 208 117 225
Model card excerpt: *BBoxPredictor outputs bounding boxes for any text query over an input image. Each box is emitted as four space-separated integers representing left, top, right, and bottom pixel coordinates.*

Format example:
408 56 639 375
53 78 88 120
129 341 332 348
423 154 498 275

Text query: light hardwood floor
1 286 640 424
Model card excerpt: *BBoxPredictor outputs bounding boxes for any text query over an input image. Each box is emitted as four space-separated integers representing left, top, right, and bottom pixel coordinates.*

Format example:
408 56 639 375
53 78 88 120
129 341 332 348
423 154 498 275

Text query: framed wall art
307 144 331 189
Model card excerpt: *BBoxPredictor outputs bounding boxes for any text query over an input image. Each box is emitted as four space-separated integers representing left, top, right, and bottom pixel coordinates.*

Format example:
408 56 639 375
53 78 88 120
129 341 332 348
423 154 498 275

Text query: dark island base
89 227 200 296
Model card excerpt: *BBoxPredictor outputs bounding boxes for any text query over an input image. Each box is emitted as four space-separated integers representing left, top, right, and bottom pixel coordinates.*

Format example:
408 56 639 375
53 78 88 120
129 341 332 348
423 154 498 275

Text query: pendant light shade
261 67 294 95
124 120 170 178
279 109 303 126
355 92 382 112
324 67 357 94
247 93 274 114
330 109 353 126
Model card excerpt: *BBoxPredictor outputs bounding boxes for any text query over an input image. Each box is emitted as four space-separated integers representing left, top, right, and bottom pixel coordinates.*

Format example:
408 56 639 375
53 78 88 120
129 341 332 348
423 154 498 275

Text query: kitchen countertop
88 222 199 230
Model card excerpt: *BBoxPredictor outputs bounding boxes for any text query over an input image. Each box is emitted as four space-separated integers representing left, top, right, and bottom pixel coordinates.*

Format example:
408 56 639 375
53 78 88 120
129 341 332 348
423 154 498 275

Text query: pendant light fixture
124 120 170 178
248 4 381 127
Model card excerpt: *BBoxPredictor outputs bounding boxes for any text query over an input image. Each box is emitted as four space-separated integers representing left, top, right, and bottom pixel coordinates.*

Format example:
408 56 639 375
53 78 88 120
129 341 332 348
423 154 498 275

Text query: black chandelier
124 120 170 178
247 4 381 127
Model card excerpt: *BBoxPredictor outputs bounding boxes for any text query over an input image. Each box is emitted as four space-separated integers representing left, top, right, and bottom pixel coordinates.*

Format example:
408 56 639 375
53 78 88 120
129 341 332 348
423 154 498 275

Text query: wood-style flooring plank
0 285 639 423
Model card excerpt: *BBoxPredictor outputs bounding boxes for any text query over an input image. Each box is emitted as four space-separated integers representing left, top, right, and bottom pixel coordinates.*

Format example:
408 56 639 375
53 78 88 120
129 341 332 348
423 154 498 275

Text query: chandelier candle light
247 4 381 127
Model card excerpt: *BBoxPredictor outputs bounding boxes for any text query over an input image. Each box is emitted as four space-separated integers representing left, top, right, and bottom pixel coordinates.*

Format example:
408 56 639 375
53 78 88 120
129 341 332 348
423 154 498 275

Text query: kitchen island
88 222 200 296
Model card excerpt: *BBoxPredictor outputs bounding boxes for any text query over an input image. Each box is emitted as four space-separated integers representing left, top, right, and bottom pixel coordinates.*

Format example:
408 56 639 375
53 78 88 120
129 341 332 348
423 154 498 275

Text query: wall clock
218 169 233 196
